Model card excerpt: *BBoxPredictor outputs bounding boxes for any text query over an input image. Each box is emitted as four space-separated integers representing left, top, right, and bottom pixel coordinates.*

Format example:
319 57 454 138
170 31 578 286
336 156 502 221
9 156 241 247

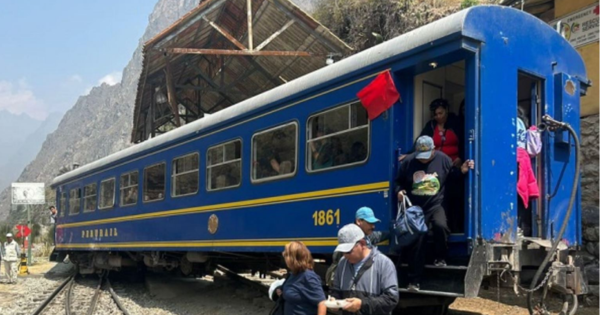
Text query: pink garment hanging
517 147 539 208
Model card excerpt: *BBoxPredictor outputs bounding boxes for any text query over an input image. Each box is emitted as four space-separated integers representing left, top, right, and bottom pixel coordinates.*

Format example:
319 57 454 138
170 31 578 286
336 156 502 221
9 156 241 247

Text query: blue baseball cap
415 135 435 160
355 207 381 223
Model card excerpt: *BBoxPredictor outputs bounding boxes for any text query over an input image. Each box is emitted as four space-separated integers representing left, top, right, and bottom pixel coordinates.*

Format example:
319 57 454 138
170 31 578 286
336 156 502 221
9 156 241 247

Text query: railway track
26 273 131 315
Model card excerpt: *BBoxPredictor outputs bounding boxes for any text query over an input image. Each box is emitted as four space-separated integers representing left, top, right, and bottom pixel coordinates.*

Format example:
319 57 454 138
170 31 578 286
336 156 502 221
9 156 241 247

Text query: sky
0 1 157 120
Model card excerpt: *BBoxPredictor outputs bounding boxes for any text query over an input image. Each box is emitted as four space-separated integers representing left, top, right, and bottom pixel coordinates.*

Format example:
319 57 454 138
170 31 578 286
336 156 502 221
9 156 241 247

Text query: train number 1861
312 209 341 226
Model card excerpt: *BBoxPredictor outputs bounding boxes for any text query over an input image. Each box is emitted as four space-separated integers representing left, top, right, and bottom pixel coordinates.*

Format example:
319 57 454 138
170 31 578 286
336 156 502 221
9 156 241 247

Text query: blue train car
51 5 588 312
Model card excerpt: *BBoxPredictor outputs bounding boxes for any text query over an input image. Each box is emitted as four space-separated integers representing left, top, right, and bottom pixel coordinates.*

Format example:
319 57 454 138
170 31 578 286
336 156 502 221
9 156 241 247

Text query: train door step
397 264 467 297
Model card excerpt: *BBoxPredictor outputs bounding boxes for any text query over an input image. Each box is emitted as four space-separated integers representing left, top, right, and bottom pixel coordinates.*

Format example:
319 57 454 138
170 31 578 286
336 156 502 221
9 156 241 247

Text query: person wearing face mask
399 99 463 168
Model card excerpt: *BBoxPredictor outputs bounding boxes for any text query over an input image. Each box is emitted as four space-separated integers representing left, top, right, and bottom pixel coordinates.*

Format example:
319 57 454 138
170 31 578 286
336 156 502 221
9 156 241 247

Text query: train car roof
52 5 587 187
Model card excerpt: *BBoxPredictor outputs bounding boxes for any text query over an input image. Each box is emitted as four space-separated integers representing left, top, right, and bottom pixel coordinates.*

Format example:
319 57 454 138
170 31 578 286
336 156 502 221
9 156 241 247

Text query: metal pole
27 204 32 265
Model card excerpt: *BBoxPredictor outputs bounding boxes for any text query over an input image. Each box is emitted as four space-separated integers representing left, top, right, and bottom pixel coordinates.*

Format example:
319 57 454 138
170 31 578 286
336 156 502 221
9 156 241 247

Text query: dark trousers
401 206 450 284
518 195 532 236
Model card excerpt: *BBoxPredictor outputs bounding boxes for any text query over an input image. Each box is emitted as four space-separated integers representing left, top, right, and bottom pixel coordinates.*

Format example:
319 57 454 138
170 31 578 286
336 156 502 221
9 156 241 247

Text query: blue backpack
393 196 428 247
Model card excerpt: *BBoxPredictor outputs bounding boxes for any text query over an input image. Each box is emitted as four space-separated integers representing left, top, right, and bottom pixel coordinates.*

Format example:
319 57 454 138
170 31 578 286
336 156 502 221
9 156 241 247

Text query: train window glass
144 163 165 202
120 171 138 206
307 101 369 172
69 188 81 215
59 192 67 217
172 153 199 197
83 183 97 213
99 178 115 209
252 122 297 182
207 140 241 191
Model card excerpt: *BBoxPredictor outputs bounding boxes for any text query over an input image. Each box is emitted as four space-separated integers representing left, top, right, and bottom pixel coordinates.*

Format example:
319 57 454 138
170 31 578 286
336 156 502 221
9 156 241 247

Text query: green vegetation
461 0 479 9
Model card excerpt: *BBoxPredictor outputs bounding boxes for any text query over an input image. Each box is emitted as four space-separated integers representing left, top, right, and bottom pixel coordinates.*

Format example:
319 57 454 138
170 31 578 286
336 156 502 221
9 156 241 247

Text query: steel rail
106 278 131 315
30 275 74 315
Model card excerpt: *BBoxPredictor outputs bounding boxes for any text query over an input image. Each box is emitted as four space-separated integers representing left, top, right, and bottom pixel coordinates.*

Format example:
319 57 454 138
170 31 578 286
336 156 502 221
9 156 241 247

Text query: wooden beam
153 0 228 49
175 84 246 95
202 17 247 51
168 47 314 56
247 0 253 50
255 20 294 51
164 57 181 127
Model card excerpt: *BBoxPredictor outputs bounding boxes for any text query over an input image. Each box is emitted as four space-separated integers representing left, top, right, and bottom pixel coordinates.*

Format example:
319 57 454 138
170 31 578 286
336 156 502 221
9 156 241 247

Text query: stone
589 285 599 297
585 264 600 284
582 205 600 228
584 295 599 307
584 227 600 242
577 250 597 265
586 242 599 258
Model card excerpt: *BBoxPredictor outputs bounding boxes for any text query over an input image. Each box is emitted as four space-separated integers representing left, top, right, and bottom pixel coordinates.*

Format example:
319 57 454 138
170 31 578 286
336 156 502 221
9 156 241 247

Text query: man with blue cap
355 206 389 248
326 206 389 287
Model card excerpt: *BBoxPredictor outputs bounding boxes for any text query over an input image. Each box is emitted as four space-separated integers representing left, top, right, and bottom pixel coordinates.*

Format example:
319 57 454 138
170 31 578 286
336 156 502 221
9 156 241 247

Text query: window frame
68 187 81 216
143 162 166 203
82 182 98 213
206 139 242 192
98 177 116 210
120 170 139 207
171 152 200 198
59 190 67 217
305 100 371 174
251 121 299 184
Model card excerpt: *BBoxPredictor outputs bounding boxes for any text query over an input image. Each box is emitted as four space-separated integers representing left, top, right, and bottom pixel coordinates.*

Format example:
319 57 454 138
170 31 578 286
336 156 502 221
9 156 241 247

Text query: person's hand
343 298 362 313
398 154 407 162
397 190 406 202
452 157 463 168
461 159 474 174
276 288 282 296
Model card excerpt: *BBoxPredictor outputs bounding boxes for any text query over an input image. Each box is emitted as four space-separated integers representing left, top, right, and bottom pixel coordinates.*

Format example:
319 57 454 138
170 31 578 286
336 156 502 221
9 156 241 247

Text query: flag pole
27 204 32 266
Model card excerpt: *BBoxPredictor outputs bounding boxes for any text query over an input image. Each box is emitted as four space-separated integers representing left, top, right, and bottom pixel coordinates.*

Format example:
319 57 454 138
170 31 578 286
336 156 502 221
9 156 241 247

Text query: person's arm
355 260 399 314
395 160 408 200
302 272 326 307
368 230 390 245
317 301 328 315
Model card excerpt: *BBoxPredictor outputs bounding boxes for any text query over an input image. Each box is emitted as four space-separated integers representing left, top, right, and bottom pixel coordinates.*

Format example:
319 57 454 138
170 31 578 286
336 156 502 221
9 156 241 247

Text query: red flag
357 71 400 120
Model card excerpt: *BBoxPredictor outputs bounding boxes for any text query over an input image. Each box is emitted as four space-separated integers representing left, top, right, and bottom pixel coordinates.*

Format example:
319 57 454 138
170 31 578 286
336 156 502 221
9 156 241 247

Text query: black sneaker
407 283 420 292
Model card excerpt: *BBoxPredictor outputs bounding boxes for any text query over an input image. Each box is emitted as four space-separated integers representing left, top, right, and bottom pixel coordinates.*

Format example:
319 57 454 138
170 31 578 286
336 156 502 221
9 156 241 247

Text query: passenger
310 129 333 170
275 241 326 315
325 207 389 288
395 135 474 291
3 233 20 284
331 137 346 166
516 107 534 236
400 99 463 167
49 206 57 224
320 224 398 315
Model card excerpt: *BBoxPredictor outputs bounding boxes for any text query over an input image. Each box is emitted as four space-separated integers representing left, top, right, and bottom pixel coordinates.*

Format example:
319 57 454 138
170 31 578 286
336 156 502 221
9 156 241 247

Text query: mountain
0 111 43 167
0 112 62 192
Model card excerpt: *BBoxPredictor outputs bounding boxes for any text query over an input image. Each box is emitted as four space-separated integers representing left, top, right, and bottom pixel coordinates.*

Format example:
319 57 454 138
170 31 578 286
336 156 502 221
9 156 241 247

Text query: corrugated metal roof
131 0 353 143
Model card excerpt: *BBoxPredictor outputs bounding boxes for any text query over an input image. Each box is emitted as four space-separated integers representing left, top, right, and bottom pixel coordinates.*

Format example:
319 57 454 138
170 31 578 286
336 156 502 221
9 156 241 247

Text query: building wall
555 0 599 117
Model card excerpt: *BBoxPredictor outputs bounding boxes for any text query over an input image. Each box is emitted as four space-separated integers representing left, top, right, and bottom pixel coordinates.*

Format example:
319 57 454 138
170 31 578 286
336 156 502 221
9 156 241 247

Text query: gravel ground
0 262 596 315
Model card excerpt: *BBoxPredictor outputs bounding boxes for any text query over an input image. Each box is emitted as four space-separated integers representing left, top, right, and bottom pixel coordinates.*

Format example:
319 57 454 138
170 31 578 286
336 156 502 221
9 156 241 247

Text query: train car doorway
412 61 467 236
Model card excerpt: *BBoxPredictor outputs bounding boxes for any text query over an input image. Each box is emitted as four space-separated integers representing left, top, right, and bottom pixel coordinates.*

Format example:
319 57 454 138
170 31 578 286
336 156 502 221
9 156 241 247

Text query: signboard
551 4 600 48
11 183 45 205
15 225 31 238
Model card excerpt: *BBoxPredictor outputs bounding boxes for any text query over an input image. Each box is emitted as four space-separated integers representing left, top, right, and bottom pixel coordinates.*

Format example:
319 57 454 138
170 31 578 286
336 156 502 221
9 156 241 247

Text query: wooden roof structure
131 0 353 143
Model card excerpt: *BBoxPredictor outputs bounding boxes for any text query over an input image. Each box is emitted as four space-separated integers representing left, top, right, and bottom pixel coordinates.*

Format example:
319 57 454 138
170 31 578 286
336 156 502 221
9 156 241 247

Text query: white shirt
3 240 20 261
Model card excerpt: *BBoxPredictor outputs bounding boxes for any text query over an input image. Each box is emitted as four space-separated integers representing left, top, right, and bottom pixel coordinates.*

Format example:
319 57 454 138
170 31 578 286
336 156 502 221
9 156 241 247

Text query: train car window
144 163 165 202
59 191 67 217
207 140 241 191
172 153 199 197
120 171 138 206
306 101 369 172
99 178 115 209
83 183 97 213
251 122 298 182
69 188 81 215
